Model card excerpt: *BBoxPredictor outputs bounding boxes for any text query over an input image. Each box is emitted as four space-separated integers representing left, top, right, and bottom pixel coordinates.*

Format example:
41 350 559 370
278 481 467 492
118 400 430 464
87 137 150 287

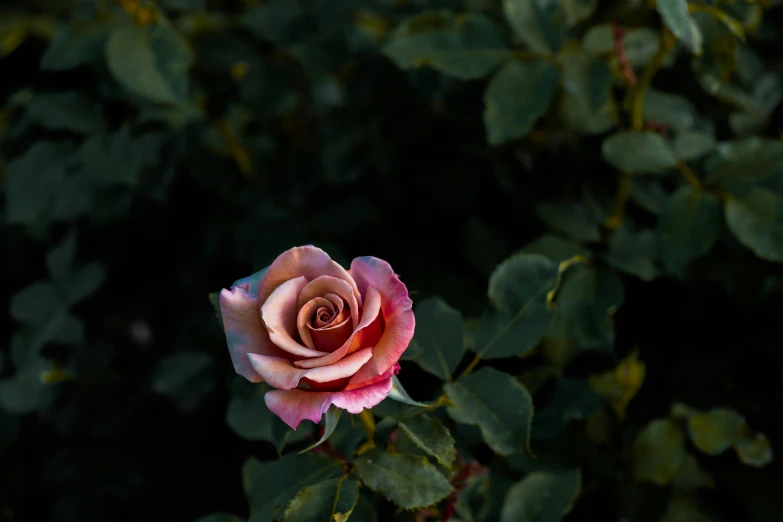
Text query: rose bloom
219 246 415 429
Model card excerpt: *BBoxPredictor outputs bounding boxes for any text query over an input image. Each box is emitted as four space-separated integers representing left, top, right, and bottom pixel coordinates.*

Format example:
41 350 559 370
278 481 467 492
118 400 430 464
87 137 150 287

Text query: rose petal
344 363 400 391
313 306 334 328
323 293 344 315
219 286 285 383
297 276 359 331
294 286 382 369
349 309 414 384
247 348 374 390
264 389 333 430
331 372 394 413
304 347 373 383
258 246 361 305
296 297 334 349
309 315 353 352
350 256 413 317
347 257 415 383
261 277 329 358
265 371 394 429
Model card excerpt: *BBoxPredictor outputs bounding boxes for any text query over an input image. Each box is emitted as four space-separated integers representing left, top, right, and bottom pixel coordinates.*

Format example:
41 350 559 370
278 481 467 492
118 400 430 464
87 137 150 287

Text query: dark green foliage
2 0 783 521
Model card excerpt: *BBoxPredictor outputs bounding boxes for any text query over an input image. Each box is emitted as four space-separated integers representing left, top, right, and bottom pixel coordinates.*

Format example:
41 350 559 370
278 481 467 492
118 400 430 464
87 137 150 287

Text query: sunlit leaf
632 418 686 485
588 350 645 419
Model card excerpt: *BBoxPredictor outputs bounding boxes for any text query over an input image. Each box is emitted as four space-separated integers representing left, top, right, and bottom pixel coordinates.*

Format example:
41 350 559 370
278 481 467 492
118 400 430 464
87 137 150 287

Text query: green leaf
632 419 686 485
10 281 60 325
503 0 568 55
79 125 142 188
536 200 602 242
4 142 75 225
674 131 716 161
46 230 77 282
484 59 560 146
686 408 745 455
473 254 559 359
630 180 668 215
398 414 457 469
582 24 612 56
382 11 508 80
643 89 696 132
547 264 624 354
521 235 591 262
602 131 679 174
195 515 244 522
353 448 454 509
387 375 433 408
41 22 111 71
53 314 85 345
344 497 377 522
671 403 773 467
562 0 597 27
705 138 783 194
735 433 774 468
282 477 359 522
406 298 464 381
62 262 106 305
658 186 722 277
445 368 533 456
604 225 658 281
151 351 214 411
0 356 57 414
243 454 344 521
105 25 192 104
623 28 661 69
24 92 104 134
657 0 703 54
300 406 342 454
725 188 783 262
671 453 714 490
500 469 581 522
557 49 617 135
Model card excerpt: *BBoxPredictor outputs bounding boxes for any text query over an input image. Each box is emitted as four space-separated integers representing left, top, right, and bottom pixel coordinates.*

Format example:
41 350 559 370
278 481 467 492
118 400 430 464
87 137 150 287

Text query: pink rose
219 246 415 429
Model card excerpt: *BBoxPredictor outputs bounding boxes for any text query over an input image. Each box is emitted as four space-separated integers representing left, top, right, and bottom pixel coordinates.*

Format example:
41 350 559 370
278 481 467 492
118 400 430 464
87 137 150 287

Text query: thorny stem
605 26 677 232
612 22 637 86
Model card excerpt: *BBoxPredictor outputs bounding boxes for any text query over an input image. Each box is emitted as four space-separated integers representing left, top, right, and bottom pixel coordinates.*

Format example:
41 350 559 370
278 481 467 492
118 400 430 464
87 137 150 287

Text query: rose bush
219 246 415 429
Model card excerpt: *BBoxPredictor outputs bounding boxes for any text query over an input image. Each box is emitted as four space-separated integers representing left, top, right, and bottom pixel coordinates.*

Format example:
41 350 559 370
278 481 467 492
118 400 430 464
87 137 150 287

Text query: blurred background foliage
2 0 783 520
